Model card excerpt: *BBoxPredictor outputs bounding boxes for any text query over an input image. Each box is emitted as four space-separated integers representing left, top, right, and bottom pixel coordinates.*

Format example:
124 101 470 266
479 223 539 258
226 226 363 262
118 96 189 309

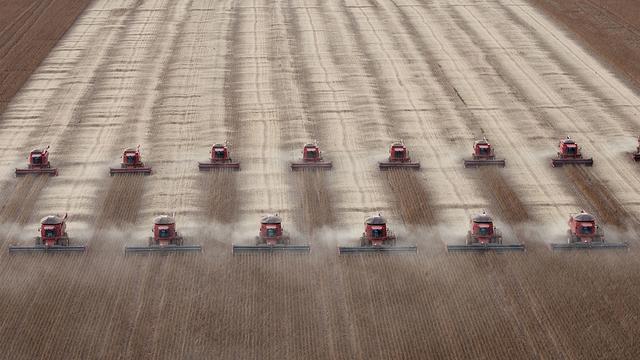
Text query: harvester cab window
371 226 384 238
479 146 489 155
158 227 170 238
126 155 136 164
478 225 490 236
566 146 577 155
214 149 225 159
393 149 404 159
306 150 317 158
266 227 277 237
32 154 42 164
44 229 56 238
579 225 593 234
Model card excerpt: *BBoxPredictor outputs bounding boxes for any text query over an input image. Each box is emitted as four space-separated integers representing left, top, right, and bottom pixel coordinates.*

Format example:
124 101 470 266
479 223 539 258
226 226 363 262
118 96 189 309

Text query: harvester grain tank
198 143 240 170
379 142 420 170
9 214 86 252
463 138 506 168
338 214 417 254
550 211 628 250
125 215 202 253
15 146 58 176
109 145 152 175
291 143 332 170
551 136 593 167
447 211 524 252
232 215 310 254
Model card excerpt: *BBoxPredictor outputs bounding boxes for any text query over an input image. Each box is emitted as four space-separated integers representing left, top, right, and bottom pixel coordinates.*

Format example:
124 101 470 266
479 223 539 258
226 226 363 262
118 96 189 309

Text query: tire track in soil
388 1 537 235
350 3 547 358
453 4 638 231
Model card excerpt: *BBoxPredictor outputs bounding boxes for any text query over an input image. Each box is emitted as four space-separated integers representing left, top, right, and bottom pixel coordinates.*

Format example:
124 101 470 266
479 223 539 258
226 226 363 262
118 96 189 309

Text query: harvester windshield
306 149 318 158
579 224 594 234
32 154 42 164
126 155 136 164
158 227 170 237
478 225 491 236
371 226 384 238
266 227 277 237
393 149 404 158
478 146 489 155
566 145 577 155
44 229 56 237
214 149 225 158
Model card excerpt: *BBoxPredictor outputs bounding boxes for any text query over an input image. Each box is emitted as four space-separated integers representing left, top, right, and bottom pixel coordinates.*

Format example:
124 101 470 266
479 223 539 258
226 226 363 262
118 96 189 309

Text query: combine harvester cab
633 136 640 161
125 215 202 253
379 142 420 170
463 138 506 168
291 143 332 170
338 214 417 254
551 211 628 250
551 136 593 167
109 145 152 176
447 212 524 252
15 146 58 176
232 215 310 254
9 214 86 253
198 143 240 171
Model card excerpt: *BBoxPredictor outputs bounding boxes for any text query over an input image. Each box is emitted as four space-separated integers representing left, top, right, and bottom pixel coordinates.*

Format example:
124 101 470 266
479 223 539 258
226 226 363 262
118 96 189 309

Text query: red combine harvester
198 143 240 170
447 211 524 252
338 214 417 254
291 143 332 170
15 146 58 176
379 142 420 170
551 211 627 250
232 215 310 254
125 215 202 253
109 145 152 175
633 136 640 161
463 138 506 168
551 136 593 167
9 214 86 253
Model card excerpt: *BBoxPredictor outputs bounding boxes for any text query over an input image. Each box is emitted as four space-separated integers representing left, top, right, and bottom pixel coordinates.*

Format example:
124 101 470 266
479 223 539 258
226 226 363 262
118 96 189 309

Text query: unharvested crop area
1 0 640 359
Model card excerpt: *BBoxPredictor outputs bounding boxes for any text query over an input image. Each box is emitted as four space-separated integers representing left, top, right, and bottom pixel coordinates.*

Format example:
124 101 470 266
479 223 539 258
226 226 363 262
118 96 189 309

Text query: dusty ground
1 0 640 359
0 0 91 114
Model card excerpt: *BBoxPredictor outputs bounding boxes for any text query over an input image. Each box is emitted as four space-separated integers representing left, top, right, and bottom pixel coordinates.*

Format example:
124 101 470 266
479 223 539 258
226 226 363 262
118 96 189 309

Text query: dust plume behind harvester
551 211 628 250
109 145 152 176
15 146 58 176
291 143 332 170
232 215 310 254
9 213 86 253
447 211 524 252
125 214 202 253
338 214 417 254
379 141 420 170
463 138 506 168
198 142 240 171
552 136 593 167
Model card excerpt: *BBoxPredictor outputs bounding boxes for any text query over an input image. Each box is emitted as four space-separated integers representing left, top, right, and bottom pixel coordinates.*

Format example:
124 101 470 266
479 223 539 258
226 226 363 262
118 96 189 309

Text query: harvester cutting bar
551 158 593 167
15 168 58 176
232 244 310 254
378 162 420 170
290 162 332 170
198 162 240 171
109 167 152 176
125 244 202 253
338 245 418 254
463 159 506 168
550 242 628 250
8 245 86 253
446 243 524 252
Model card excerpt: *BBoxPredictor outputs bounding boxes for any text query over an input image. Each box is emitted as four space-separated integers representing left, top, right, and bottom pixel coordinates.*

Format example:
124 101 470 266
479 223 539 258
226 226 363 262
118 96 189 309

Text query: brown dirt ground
0 0 92 114
528 0 640 91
